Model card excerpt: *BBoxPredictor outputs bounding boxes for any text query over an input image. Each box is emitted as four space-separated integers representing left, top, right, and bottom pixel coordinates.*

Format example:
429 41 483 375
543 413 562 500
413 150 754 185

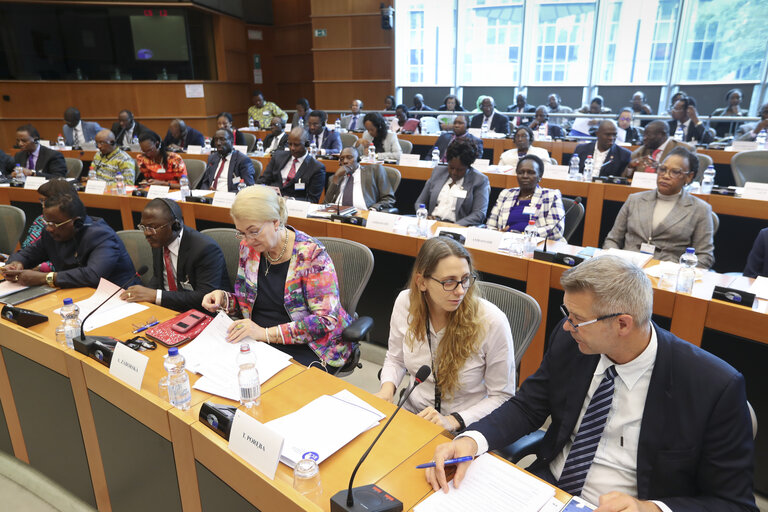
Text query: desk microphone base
330 485 402 512
74 335 119 367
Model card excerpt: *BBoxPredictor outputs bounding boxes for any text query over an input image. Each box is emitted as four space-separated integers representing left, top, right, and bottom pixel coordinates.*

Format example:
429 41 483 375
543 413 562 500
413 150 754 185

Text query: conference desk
0 287 570 511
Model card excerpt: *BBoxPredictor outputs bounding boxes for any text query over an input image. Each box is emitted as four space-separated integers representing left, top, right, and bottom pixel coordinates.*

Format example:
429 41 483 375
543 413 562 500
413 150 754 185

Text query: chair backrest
477 281 541 366
241 132 257 153
200 228 240 289
316 237 374 315
420 116 440 135
0 205 26 255
561 196 585 242
340 133 359 149
116 230 153 286
398 139 413 155
382 166 402 192
182 158 207 189
748 401 757 439
694 152 713 182
64 157 83 179
730 150 768 187
711 211 720 235
249 157 263 179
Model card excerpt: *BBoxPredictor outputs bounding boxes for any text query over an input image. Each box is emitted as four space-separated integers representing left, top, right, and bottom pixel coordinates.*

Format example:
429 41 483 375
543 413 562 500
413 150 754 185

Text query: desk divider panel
196 461 261 512
0 400 13 455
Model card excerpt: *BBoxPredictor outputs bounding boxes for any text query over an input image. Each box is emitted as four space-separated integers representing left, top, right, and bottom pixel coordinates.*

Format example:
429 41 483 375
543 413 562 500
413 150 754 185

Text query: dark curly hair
445 138 478 167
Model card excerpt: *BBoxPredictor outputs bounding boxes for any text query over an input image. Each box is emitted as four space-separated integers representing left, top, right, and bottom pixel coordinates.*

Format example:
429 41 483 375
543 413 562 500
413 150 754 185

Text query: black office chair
562 196 585 242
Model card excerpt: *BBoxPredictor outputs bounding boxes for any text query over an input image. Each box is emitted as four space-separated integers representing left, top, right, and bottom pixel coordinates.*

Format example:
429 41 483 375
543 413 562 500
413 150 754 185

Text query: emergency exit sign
314 29 327 37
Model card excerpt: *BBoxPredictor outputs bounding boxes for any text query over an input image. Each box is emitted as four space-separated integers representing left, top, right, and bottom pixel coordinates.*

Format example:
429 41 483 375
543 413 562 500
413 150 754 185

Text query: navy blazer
667 120 714 144
199 150 256 192
573 141 632 177
435 132 484 161
257 151 326 203
470 113 510 135
148 226 231 312
63 121 102 146
470 320 756 511
13 145 67 178
0 149 14 175
7 216 140 288
414 165 490 226
311 127 342 155
264 132 288 152
163 127 205 150
744 227 768 278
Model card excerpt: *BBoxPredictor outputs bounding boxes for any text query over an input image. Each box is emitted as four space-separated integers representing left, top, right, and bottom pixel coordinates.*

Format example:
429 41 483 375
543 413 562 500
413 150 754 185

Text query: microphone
74 266 148 363
534 197 583 264
330 365 431 512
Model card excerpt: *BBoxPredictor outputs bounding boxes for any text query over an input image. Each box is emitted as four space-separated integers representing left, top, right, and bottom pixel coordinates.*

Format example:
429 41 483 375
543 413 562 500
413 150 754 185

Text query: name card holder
147 185 170 199
742 182 768 201
24 176 48 190
366 211 397 233
630 172 658 189
109 342 149 390
212 191 237 208
85 180 107 195
228 410 284 479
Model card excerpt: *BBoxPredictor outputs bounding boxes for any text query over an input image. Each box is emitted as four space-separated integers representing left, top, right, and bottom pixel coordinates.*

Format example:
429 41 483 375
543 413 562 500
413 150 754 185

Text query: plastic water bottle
179 173 190 200
237 343 261 408
523 220 537 258
88 164 97 181
13 163 25 183
431 146 440 165
237 179 247 193
676 248 698 294
57 134 65 149
132 135 139 146
583 155 594 182
203 138 212 153
569 154 580 181
309 140 317 158
537 124 547 141
416 203 429 236
368 142 376 162
298 118 304 129
756 129 767 149
334 119 341 132
164 347 191 410
248 117 255 129
60 298 80 349
701 165 716 194
115 172 126 195
674 124 685 142
256 139 264 155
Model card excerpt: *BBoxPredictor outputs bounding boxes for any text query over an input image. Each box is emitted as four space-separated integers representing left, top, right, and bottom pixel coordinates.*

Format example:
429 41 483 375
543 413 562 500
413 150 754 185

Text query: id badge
522 206 536 216
640 242 656 255
295 180 306 191
451 188 467 199
155 168 166 174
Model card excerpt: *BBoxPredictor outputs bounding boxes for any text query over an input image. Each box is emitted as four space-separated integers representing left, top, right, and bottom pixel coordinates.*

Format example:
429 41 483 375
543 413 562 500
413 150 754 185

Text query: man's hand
687 105 700 125
120 285 157 304
425 437 478 493
595 492 662 512
3 269 46 286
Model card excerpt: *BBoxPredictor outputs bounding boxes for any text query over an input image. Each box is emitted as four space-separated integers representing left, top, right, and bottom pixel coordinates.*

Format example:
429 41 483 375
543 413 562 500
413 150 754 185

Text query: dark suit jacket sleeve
6 237 48 268
494 115 510 135
230 153 256 191
469 115 482 129
472 135 484 158
0 150 13 175
324 131 342 155
199 156 216 190
187 128 205 148
743 229 768 278
163 129 175 147
149 248 164 289
39 149 67 179
306 161 326 204
257 156 281 186
55 227 132 288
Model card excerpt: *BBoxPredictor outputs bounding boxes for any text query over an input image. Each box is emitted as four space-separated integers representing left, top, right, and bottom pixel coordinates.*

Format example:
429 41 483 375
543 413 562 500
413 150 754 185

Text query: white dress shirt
213 153 233 192
124 122 135 144
265 134 283 155
380 290 515 427
337 167 367 210
73 121 85 146
280 153 307 182
592 146 610 172
431 176 464 222
156 230 183 305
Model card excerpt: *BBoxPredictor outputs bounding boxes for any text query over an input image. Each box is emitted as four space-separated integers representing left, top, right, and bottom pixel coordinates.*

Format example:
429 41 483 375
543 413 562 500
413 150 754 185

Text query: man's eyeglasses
429 274 477 292
560 304 626 330
235 223 269 241
657 166 690 179
43 217 75 229
137 223 170 235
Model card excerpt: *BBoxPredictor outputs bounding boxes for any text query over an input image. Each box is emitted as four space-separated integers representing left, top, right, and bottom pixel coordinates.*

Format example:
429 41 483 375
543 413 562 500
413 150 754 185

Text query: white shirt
280 153 307 182
156 230 183 305
124 122 135 144
592 146 610 172
431 176 464 222
337 166 367 210
213 153 233 192
265 133 284 155
380 290 515 427
482 114 493 131
73 121 86 146
313 130 325 153
498 145 550 167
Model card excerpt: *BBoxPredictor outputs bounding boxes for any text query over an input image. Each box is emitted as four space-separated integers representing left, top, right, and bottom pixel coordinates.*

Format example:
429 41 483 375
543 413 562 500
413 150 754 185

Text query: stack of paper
0 280 28 299
53 278 148 331
265 390 385 468
596 248 653 268
180 312 292 400
414 453 555 512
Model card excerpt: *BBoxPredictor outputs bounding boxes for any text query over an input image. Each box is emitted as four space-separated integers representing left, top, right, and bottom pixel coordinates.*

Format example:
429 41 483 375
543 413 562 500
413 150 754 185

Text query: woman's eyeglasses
429 274 477 292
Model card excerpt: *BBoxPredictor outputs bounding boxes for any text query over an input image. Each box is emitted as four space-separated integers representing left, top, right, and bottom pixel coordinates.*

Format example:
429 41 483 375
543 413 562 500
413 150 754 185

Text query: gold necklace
263 228 289 276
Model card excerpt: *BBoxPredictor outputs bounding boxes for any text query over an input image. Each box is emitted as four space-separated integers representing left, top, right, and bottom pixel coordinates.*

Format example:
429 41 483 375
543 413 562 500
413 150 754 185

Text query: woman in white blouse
359 112 403 161
375 237 515 432
498 125 550 168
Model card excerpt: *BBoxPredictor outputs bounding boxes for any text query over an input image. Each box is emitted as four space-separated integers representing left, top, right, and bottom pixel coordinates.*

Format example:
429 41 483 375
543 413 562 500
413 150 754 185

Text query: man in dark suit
435 115 483 162
668 96 714 144
507 92 536 127
325 147 395 211
111 109 148 147
470 97 510 135
307 110 342 155
0 149 14 176
573 120 631 177
412 93 435 112
163 119 205 152
263 117 288 155
2 193 139 289
529 106 564 139
12 124 67 179
340 99 364 132
198 129 256 192
62 107 102 148
744 227 768 278
426 256 756 511
120 199 230 312
258 127 326 203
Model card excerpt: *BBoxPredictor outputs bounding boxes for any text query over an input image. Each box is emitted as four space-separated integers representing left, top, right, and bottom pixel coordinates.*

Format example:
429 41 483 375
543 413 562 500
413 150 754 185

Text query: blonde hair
230 185 287 226
405 237 484 399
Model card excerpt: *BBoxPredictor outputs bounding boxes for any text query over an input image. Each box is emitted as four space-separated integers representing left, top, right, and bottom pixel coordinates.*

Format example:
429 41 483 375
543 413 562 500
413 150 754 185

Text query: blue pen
133 321 159 334
416 456 473 469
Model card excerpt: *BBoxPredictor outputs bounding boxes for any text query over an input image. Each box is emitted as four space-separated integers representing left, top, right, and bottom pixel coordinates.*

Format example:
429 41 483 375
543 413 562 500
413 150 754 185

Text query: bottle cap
529 220 535 225
63 298 73 305
419 203 425 208
168 347 179 356
686 247 695 253
240 343 251 353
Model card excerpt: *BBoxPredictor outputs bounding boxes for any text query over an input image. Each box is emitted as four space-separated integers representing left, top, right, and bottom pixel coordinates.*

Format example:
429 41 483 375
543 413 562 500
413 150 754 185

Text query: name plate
366 211 397 233
543 164 570 180
212 191 237 208
85 180 107 194
474 158 490 168
39 140 51 147
399 153 421 165
147 185 170 199
186 145 202 155
285 199 312 218
631 172 658 189
109 342 149 390
465 227 504 252
234 145 249 154
742 181 768 201
24 176 48 190
229 410 284 479
728 141 758 152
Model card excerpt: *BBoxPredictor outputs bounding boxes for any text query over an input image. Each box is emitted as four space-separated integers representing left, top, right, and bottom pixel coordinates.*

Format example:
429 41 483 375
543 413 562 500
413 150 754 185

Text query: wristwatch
46 272 56 288
450 412 466 431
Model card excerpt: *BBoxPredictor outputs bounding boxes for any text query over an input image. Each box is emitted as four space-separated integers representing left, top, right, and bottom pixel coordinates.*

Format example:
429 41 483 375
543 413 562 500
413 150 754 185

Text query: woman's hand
202 290 229 313
418 407 460 431
226 319 263 344
373 382 396 402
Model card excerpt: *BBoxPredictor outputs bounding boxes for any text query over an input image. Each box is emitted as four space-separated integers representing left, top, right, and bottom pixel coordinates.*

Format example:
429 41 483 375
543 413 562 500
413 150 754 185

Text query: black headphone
158 198 183 233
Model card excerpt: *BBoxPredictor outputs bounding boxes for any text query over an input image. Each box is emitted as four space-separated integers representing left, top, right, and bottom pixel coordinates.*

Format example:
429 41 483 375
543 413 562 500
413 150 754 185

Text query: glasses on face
560 304 625 330
429 274 477 292
43 217 74 229
657 166 689 179
95 140 113 147
235 223 270 241
137 223 170 235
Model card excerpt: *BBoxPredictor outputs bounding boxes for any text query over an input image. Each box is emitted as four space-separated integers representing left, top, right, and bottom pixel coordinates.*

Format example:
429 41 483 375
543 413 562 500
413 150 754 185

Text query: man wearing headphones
12 124 67 179
306 110 342 155
111 109 149 148
120 199 231 311
325 146 396 211
198 128 256 192
668 95 714 144
1 193 138 288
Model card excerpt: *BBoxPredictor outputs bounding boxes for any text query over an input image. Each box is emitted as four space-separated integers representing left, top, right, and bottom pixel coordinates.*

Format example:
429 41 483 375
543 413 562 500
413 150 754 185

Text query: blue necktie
558 365 618 496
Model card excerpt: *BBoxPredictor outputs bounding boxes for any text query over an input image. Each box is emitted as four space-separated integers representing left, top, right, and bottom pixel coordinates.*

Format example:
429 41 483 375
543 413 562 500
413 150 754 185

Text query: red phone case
171 311 206 333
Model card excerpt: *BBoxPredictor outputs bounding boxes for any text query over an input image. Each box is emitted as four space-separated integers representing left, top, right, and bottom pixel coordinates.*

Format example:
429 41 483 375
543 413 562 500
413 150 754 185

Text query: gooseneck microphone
330 365 431 512
542 196 582 253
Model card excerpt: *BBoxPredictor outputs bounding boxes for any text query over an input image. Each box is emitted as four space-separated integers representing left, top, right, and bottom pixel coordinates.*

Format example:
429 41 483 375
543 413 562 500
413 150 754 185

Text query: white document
24 176 47 190
570 117 593 135
84 180 107 194
109 342 149 390
54 278 149 331
229 410 284 480
414 453 555 512
266 393 384 468
212 191 237 208
597 248 653 268
749 276 768 300
630 172 658 189
0 280 28 299
147 185 170 199
741 182 768 201
185 84 204 98
164 191 183 201
366 211 398 233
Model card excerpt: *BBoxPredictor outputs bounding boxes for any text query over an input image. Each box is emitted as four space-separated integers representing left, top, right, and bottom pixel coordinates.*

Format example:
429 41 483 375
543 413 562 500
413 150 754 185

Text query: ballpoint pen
132 320 159 334
416 456 473 469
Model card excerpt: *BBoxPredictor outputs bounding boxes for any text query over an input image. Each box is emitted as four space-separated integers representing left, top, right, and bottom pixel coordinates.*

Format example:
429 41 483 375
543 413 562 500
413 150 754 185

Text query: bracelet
450 412 466 431
264 327 269 343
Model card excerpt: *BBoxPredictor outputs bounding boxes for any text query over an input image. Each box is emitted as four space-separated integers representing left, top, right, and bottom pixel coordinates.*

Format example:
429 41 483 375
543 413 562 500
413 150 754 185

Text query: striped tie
558 365 618 496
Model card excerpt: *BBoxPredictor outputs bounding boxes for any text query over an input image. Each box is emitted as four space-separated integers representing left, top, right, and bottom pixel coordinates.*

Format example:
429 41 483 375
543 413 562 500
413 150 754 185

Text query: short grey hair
560 255 653 326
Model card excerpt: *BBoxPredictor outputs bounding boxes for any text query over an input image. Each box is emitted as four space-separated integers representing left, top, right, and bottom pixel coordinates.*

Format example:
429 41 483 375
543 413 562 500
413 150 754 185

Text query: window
395 1 456 86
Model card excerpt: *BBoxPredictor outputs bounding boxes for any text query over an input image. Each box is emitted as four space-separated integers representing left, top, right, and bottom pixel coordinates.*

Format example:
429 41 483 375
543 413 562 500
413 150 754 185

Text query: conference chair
182 158 206 189
730 150 768 187
241 132 257 153
64 157 83 179
382 166 402 213
317 237 375 378
398 139 413 155
340 132 359 149
116 230 153 286
200 228 239 289
249 157 263 179
694 153 713 182
712 211 720 235
0 205 25 256
549 157 558 165
420 116 440 135
561 196 585 242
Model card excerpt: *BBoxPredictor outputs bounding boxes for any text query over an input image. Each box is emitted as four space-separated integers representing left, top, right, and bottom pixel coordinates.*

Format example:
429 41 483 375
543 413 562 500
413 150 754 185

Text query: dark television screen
129 15 190 62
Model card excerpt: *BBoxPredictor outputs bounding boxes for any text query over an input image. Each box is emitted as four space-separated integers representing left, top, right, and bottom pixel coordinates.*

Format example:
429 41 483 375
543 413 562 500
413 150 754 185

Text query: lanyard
425 315 442 413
